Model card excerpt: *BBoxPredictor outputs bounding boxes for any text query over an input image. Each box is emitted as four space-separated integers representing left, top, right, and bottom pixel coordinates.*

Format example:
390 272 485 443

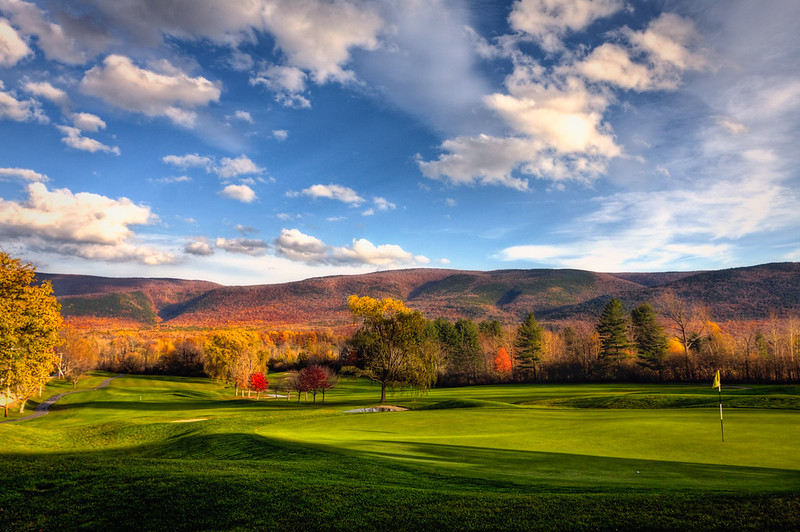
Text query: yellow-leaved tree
346 295 438 403
0 252 63 416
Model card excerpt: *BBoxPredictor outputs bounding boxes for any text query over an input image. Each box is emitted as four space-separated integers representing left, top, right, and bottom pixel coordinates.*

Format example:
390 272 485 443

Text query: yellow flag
712 369 721 391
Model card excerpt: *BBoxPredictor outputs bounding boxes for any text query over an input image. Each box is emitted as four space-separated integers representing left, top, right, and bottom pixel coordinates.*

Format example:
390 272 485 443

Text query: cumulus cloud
71 112 106 132
185 239 214 256
272 129 288 141
260 0 382 84
220 184 257 203
0 83 47 123
0 17 31 66
215 237 269 256
22 80 69 107
419 8 710 188
217 154 263 179
0 167 48 182
274 228 426 267
0 0 87 64
228 110 253 123
79 54 221 127
298 184 364 205
509 0 623 52
372 197 396 211
162 152 263 180
250 64 311 108
56 125 120 155
0 182 173 265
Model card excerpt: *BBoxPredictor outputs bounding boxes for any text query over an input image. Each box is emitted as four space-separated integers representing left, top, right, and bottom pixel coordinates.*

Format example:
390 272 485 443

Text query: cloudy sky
1 0 799 285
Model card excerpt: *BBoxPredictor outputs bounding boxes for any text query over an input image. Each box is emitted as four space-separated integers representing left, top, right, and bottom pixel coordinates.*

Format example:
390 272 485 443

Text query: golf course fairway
1 373 798 530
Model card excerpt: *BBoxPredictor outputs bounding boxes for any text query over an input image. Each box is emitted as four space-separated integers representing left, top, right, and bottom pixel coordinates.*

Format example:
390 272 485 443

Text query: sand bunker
343 405 408 414
171 418 208 423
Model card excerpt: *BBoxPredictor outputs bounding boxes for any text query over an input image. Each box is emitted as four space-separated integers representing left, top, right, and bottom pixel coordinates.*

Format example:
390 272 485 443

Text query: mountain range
39 262 800 329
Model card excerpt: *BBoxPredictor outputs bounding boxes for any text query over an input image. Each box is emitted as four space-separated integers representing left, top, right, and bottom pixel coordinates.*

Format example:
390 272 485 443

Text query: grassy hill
39 263 800 328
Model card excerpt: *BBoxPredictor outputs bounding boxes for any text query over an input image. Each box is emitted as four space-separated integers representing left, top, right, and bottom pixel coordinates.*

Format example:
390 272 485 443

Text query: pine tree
515 313 543 381
596 298 629 373
630 303 668 380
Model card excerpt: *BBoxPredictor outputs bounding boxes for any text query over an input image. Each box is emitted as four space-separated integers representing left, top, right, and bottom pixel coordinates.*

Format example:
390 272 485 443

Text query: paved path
0 374 124 424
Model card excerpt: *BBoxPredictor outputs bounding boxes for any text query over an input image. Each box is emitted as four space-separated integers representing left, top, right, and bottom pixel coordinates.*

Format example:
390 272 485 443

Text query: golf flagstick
713 370 724 442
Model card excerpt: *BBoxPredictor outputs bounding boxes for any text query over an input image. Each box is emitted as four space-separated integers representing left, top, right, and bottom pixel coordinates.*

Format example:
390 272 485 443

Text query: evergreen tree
596 298 629 372
630 303 668 379
515 313 543 381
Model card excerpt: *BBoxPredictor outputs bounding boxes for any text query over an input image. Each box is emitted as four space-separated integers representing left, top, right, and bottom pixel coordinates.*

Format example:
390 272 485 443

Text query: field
1 375 799 531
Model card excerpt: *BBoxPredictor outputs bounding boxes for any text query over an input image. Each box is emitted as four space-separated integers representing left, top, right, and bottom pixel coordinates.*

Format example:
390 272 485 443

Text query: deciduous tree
0 252 63 416
346 295 438 403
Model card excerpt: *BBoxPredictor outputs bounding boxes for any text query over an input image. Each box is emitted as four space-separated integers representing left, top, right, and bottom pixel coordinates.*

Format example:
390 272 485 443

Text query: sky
1 0 799 286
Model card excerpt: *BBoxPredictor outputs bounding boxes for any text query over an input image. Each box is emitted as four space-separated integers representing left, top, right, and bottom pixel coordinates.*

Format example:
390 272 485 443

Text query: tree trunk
380 383 386 403
18 398 26 414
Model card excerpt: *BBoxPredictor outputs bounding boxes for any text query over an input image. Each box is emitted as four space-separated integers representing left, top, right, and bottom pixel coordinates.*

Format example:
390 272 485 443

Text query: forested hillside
41 263 800 329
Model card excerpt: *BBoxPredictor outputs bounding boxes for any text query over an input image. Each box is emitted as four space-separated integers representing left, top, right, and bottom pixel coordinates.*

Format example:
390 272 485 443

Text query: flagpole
718 385 724 443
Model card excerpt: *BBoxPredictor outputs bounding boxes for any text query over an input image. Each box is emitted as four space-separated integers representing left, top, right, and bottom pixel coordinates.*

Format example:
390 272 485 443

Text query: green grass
1 375 798 530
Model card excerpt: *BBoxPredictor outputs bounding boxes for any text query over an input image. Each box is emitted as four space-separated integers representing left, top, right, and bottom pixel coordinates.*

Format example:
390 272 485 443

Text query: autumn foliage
494 347 512 374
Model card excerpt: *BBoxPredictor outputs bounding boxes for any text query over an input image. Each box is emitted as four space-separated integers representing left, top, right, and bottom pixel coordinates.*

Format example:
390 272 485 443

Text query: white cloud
0 17 31 66
418 134 533 190
0 167 48 182
217 154 263 179
56 125 120 155
331 238 418 266
0 0 87 64
627 13 707 73
274 228 425 267
260 0 382 84
299 183 364 205
272 129 288 141
220 184 257 203
0 83 47 122
152 175 192 184
372 197 396 211
80 54 221 127
162 153 214 169
215 237 269 257
250 64 311 108
71 112 106 132
0 182 173 264
273 228 329 264
22 80 69 107
230 110 253 123
361 208 374 217
185 239 214 256
509 0 623 52
713 115 748 135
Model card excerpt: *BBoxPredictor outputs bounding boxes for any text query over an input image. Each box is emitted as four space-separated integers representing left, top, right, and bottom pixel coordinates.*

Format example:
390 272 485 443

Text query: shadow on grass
1 432 799 531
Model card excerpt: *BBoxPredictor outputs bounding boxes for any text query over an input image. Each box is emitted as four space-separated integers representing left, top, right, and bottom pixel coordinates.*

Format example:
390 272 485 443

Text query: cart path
0 374 124 424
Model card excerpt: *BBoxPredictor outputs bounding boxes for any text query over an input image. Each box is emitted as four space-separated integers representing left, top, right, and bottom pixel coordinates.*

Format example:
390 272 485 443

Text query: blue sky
1 0 799 285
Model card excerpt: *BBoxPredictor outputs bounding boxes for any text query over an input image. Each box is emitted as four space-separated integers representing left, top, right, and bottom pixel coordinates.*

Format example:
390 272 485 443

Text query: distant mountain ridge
39 263 800 328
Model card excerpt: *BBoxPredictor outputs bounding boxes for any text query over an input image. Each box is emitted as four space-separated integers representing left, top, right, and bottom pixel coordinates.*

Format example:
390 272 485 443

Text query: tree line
3 249 799 412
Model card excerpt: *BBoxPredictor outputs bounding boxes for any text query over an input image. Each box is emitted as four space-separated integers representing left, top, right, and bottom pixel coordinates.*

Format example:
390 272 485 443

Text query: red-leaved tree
249 372 268 400
298 365 336 404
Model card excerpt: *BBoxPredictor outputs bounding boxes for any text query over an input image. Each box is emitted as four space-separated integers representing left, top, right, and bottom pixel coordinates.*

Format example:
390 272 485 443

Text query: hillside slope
39 263 800 328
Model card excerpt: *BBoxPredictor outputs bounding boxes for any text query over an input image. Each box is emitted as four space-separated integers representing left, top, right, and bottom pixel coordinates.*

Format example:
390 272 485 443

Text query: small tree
493 346 512 376
297 365 336 404
249 372 268 400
